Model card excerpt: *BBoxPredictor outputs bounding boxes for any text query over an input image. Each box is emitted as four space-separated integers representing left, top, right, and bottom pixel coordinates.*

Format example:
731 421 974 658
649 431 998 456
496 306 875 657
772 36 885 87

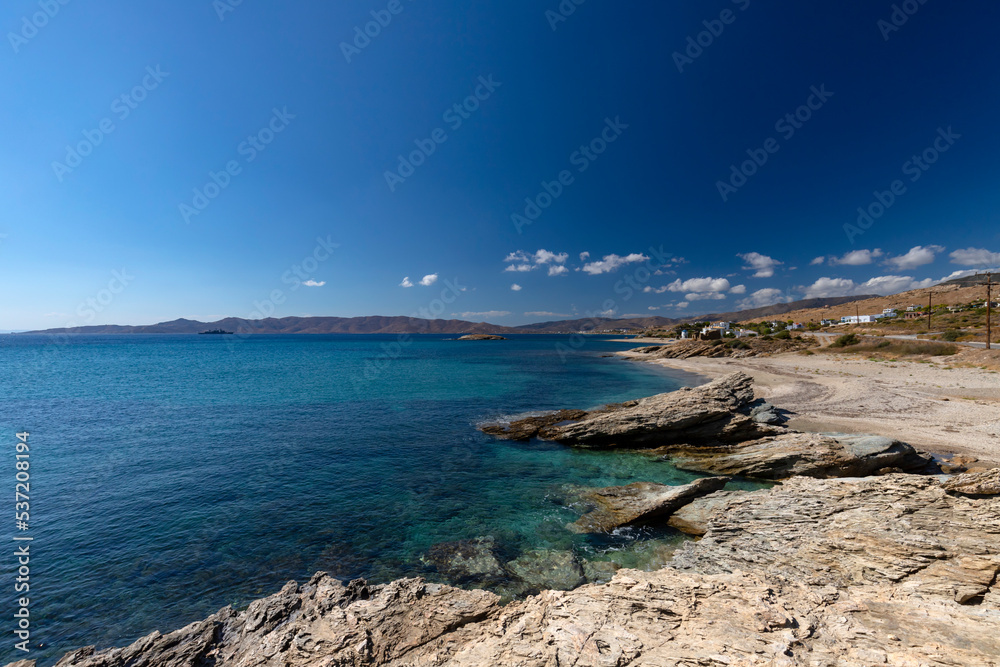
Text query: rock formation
480 372 777 447
26 472 1000 666
456 334 506 340
568 476 729 533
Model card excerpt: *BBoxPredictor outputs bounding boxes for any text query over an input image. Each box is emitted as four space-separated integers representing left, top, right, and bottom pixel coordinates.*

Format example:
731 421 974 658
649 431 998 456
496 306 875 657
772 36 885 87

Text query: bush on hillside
831 333 860 348
773 330 792 340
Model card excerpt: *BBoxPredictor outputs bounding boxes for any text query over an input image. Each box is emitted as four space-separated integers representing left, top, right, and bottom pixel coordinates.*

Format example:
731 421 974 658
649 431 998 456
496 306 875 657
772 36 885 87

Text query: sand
620 345 1000 467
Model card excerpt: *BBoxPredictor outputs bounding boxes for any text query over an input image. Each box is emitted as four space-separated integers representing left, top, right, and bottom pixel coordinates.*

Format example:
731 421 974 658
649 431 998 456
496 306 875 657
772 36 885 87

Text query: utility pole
986 274 993 350
856 303 860 327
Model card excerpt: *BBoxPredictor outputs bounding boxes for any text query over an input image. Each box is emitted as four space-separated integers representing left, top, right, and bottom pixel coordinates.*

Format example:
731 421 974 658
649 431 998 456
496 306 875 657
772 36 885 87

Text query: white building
841 315 875 324
883 308 898 317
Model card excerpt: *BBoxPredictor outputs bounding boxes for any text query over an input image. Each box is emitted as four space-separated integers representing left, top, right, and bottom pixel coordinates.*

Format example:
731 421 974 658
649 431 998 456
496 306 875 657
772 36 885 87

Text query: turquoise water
1 334 739 663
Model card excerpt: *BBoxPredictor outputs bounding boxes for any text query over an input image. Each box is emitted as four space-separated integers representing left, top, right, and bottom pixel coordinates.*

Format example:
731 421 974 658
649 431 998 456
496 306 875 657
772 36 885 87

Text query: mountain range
26 295 880 335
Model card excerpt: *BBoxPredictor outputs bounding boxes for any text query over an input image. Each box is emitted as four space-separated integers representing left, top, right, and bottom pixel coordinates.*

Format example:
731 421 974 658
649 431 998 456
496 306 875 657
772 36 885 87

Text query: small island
457 334 506 340
198 329 234 335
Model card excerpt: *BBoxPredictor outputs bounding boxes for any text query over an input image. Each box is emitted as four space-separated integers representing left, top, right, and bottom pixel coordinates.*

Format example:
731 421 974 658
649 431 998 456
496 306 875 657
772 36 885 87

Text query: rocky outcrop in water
568 476 729 533
29 472 1000 666
480 372 936 481
480 372 777 447
456 334 506 340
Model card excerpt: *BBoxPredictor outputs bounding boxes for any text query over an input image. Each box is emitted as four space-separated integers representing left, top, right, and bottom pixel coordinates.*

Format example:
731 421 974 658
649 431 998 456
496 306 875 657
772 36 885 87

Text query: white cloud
533 249 568 265
579 251 590 261
419 274 439 286
729 284 747 294
830 249 883 266
504 264 534 272
525 311 570 317
581 252 649 275
302 279 325 287
510 283 522 291
949 247 1000 266
804 274 937 299
642 286 669 294
804 277 856 298
504 251 529 263
685 291 728 301
504 249 568 274
885 245 944 270
456 311 511 319
675 301 690 309
399 277 414 288
667 277 731 293
738 252 783 278
939 269 982 282
810 256 826 266
737 288 794 310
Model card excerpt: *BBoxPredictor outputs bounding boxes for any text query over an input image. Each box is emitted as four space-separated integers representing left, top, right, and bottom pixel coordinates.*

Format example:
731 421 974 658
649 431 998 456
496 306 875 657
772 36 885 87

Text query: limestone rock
943 467 1000 495
670 431 935 480
667 489 743 535
568 476 729 533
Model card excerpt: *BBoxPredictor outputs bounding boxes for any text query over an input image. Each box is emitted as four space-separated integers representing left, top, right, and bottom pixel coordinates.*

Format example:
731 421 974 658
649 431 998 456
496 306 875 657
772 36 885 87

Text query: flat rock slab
670 431 935 480
569 476 729 534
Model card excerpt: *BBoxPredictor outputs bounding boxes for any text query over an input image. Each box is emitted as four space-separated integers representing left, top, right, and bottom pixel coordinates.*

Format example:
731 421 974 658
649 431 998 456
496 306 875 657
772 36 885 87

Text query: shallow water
0 333 752 663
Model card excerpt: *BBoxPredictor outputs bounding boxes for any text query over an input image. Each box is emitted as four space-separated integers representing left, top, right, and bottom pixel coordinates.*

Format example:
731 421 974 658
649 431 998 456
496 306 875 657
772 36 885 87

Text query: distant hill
940 271 998 287
26 297 891 337
693 295 879 324
29 316 524 336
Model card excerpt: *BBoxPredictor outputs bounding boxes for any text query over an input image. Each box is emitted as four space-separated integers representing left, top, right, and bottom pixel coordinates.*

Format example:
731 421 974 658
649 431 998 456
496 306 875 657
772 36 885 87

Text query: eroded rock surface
666 489 743 536
943 467 1000 495
25 473 1000 666
568 476 729 533
669 431 935 480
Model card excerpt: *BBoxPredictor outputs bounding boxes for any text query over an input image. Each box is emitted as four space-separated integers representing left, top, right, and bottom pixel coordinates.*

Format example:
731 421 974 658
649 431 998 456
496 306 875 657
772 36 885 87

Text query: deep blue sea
0 333 744 664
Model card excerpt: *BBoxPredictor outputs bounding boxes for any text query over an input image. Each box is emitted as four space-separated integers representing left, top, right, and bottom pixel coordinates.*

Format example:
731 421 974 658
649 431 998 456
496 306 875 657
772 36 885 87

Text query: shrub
831 333 860 348
941 329 962 342
773 330 792 340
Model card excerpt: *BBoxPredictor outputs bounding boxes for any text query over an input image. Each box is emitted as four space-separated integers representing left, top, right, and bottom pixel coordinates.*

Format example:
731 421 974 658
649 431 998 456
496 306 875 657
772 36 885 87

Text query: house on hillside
904 311 923 320
820 319 835 326
883 308 898 317
841 315 875 324
788 323 805 330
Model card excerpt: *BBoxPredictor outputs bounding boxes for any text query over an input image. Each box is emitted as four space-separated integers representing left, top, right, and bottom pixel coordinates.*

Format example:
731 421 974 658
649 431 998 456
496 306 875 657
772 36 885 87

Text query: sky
2 0 1000 330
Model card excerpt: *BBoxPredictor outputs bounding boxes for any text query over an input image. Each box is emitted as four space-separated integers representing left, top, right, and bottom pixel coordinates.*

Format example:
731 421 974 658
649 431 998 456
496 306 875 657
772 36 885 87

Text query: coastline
617 341 1000 468
12 343 1000 665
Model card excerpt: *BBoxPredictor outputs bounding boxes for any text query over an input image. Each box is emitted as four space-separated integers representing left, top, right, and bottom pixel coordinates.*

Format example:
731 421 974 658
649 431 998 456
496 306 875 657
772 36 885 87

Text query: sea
0 333 753 664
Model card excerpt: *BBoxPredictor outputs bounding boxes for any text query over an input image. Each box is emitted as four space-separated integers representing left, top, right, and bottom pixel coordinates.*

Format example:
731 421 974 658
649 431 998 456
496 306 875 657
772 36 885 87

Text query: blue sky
3 0 1000 329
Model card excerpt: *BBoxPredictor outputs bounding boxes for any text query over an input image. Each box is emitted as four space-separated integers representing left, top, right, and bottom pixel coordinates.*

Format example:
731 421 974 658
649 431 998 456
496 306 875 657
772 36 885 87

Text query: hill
692 295 877 325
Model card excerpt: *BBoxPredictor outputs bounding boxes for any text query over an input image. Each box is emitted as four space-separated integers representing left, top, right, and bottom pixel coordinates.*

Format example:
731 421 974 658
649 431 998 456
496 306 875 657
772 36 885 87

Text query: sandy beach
620 343 1000 468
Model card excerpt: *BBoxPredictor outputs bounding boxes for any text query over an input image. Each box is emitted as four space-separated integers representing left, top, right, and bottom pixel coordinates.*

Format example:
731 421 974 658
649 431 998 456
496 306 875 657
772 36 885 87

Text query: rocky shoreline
12 374 1000 666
